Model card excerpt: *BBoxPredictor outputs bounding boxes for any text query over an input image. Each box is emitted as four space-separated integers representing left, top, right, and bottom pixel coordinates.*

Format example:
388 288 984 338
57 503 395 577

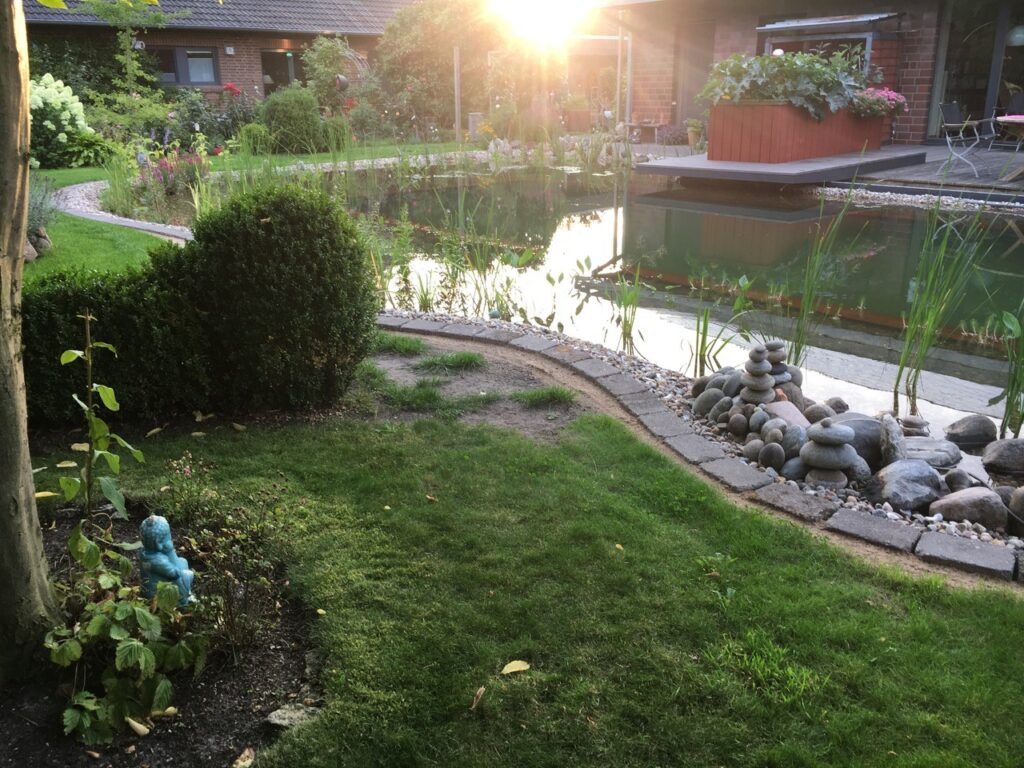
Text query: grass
34 140 463 190
355 361 498 419
510 386 577 408
413 352 487 374
23 212 162 285
81 403 1024 768
372 332 428 357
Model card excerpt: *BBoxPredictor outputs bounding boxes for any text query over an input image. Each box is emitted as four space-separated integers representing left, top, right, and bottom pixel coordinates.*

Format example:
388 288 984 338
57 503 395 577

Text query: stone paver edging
378 311 1022 585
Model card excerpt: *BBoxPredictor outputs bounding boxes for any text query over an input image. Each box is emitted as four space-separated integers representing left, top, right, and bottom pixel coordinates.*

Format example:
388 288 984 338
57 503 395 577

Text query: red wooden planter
708 102 884 163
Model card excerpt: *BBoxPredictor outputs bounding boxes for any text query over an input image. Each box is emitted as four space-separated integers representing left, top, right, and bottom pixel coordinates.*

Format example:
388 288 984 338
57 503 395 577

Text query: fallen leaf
125 717 150 737
145 427 163 438
34 491 58 499
316 608 327 616
231 422 247 432
159 485 171 492
383 505 392 511
500 660 530 675
232 747 256 768
85 751 101 759
56 460 78 469
71 442 90 452
191 432 206 438
615 543 624 551
426 494 438 503
163 706 177 717
125 745 136 754
470 686 486 711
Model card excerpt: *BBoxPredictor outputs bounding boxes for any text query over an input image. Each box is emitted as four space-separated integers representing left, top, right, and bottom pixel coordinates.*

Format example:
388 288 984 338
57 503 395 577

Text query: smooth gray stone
740 372 775 391
1009 487 1024 537
781 426 807 460
666 434 726 464
944 414 997 450
760 417 788 438
915 532 1017 581
943 468 973 493
477 328 525 343
639 410 693 438
848 455 872 483
763 428 784 446
598 373 647 397
541 343 591 364
403 318 448 333
780 457 809 481
693 387 725 418
758 442 786 471
740 388 776 404
690 375 711 397
727 413 749 437
706 374 728 393
804 403 837 424
764 340 785 351
826 509 921 552
438 323 484 338
571 357 619 379
722 371 743 398
982 439 1024 477
742 439 764 462
766 349 786 364
708 396 735 424
749 409 770 434
618 392 667 417
831 415 883 470
786 365 804 388
266 704 321 730
771 371 793 384
744 359 772 375
377 314 409 328
701 458 773 491
905 437 963 470
864 459 941 511
806 418 855 447
825 397 849 414
879 414 907 466
748 344 767 360
776 382 807 412
756 483 839 521
805 468 849 490
930 488 1009 530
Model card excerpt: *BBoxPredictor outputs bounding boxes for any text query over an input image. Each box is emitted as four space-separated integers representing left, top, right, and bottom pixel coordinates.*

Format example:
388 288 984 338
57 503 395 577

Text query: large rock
904 437 962 470
693 387 725 418
764 400 810 429
23 239 37 262
879 414 906 466
864 460 942 511
266 704 320 730
832 413 883 470
944 414 997 450
982 439 1024 478
929 487 1008 530
1009 487 1024 537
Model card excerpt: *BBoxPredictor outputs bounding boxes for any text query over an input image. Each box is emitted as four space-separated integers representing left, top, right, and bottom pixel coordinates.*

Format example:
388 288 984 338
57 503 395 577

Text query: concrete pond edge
378 311 1022 586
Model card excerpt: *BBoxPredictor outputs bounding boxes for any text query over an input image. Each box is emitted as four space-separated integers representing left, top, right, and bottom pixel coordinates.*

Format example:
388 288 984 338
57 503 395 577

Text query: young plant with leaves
58 311 144 519
991 298 1024 438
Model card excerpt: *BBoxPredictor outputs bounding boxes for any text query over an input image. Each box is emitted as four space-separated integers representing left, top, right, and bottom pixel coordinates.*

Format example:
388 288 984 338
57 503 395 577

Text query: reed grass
991 297 1024 438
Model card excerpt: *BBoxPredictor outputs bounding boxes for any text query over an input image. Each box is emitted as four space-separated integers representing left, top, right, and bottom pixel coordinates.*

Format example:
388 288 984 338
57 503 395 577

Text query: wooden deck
856 146 1024 198
635 146 927 184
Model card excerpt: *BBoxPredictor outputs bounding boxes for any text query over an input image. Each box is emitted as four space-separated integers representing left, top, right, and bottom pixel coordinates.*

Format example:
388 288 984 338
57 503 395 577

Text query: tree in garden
0 0 157 687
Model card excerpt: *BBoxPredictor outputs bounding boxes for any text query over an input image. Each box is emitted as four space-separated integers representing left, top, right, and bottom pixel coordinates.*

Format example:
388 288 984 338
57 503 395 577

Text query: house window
150 46 220 86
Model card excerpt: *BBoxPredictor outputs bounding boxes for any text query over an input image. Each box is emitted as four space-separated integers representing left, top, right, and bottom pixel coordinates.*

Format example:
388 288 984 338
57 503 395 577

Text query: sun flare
489 0 597 50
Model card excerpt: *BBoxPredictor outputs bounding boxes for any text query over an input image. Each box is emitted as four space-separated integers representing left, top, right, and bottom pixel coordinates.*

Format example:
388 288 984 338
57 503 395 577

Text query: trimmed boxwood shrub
261 85 324 153
23 184 378 425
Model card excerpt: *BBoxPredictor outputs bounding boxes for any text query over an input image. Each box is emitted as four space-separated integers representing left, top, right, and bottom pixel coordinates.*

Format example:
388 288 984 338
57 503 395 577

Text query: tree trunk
0 0 60 686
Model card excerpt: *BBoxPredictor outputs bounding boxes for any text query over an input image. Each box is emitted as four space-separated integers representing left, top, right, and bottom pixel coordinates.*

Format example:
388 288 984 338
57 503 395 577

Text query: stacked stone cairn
765 340 790 384
739 344 775 405
800 418 859 490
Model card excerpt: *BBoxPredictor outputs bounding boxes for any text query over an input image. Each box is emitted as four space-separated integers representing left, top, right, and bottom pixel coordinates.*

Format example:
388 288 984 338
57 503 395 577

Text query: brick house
606 0 1023 143
24 0 414 100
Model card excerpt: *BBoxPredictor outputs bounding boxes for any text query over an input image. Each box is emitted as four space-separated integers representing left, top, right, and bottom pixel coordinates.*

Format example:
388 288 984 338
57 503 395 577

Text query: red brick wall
627 0 943 143
28 25 376 100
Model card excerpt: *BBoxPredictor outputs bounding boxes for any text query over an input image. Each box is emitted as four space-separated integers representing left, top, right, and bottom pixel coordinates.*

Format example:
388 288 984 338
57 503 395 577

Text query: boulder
944 414 997 450
800 442 859 471
742 439 764 462
831 414 883 470
803 403 836 424
982 439 1024 478
1009 487 1024 536
693 387 724 418
929 487 1008 530
764 428 784 445
824 397 849 414
758 442 786 471
722 371 743 398
904 437 962 470
847 455 872 484
864 460 942 511
760 417 789 438
879 414 906 466
266 704 320 730
23 239 37 262
785 364 803 388
764 400 810 429
805 468 848 490
780 457 808 481
943 468 972 493
781 425 806 460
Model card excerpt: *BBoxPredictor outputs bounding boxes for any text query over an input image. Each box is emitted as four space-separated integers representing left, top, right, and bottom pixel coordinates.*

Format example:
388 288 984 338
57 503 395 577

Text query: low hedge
23 184 378 426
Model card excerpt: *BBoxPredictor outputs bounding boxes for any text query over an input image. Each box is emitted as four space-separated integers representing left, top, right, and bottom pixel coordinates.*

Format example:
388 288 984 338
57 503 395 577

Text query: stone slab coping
668 435 726 466
825 509 921 552
639 410 693 439
598 373 648 397
758 484 840 523
700 458 774 491
438 323 485 339
915 532 1017 581
509 335 559 352
618 392 669 417
571 358 620 379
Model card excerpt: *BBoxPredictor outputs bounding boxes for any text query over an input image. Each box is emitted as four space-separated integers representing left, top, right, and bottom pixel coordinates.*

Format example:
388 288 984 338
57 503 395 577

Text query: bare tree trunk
0 0 60 686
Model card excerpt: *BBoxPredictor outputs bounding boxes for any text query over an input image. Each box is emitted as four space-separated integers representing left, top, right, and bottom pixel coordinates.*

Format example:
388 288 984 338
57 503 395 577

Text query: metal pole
615 12 623 125
625 30 634 126
454 46 462 143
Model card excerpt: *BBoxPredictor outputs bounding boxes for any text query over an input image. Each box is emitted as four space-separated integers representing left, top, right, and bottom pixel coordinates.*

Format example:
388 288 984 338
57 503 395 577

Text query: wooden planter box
564 109 592 133
708 102 884 163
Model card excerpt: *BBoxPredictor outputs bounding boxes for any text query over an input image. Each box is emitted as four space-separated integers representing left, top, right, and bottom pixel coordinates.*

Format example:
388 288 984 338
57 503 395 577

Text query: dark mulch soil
0 508 316 768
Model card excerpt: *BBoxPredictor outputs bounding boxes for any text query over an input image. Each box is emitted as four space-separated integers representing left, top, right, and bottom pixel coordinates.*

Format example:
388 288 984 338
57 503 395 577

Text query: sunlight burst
489 0 597 50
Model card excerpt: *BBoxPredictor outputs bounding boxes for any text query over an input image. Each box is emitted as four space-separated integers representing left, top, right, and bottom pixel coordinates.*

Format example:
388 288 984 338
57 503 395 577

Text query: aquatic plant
990 297 1024 438
610 266 644 355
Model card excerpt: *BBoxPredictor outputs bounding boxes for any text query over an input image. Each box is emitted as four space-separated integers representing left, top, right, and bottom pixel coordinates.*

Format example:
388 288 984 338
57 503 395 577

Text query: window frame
149 45 221 87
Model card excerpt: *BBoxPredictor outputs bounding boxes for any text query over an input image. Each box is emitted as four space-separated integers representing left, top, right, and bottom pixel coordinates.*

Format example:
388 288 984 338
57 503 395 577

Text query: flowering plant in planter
850 87 908 118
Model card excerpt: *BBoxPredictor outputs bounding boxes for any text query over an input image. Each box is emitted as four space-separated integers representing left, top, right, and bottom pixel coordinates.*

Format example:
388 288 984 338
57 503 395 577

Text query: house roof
24 0 417 37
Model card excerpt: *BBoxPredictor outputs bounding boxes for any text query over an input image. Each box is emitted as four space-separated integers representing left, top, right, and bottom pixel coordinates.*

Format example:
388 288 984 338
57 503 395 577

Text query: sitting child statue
139 515 194 608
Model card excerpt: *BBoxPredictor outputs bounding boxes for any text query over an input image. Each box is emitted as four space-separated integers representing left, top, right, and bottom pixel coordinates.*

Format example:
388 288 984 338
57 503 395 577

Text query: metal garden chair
938 102 998 177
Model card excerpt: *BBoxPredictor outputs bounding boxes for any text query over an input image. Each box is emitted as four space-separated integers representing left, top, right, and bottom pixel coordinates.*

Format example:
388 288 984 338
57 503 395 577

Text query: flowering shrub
29 73 95 168
142 148 210 197
851 87 908 118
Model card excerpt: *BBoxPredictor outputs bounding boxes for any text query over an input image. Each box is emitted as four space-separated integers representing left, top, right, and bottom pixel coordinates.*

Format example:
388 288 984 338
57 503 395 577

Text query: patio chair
937 102 997 178
1001 92 1024 150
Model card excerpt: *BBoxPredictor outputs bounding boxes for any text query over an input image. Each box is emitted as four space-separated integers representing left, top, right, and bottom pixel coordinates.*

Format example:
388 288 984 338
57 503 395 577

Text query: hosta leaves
115 638 156 678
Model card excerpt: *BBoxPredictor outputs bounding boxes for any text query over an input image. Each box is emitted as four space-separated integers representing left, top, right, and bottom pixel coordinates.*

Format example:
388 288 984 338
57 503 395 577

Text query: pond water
350 169 1024 431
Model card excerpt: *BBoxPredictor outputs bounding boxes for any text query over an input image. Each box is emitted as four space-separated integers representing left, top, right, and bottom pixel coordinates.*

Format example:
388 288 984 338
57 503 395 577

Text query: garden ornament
139 515 194 607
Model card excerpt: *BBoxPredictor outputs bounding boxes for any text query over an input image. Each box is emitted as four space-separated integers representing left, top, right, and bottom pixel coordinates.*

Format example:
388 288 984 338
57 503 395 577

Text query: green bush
261 85 323 153
179 184 378 410
348 101 383 139
24 185 377 423
237 122 273 155
29 74 97 168
322 115 352 152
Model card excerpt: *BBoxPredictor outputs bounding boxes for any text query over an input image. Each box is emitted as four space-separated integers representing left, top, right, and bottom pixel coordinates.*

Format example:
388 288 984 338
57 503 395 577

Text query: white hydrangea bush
29 73 94 168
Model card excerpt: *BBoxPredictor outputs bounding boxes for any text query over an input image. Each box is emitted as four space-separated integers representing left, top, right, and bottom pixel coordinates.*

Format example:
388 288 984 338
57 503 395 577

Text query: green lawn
36 141 464 189
78 376 1024 768
24 212 161 285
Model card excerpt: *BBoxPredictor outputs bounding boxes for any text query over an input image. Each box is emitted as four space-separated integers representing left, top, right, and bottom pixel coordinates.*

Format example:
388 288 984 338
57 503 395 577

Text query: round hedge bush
260 85 323 153
180 184 378 411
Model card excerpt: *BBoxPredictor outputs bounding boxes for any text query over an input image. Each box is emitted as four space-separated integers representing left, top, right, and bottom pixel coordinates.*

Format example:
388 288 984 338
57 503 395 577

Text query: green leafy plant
261 85 324 153
57 311 144 519
510 386 576 408
990 298 1024 438
45 522 206 745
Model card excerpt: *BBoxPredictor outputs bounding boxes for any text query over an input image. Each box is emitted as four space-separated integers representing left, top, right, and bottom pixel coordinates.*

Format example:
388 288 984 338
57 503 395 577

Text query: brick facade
626 0 944 143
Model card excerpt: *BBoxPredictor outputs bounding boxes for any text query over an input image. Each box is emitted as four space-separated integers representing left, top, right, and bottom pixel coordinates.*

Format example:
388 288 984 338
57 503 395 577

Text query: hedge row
23 185 378 426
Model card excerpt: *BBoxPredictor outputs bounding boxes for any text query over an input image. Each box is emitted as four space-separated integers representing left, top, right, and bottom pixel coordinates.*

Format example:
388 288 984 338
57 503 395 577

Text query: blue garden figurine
139 515 195 608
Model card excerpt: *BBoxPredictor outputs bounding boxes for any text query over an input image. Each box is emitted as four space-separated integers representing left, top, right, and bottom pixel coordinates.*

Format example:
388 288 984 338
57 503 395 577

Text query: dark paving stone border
378 313 1023 586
